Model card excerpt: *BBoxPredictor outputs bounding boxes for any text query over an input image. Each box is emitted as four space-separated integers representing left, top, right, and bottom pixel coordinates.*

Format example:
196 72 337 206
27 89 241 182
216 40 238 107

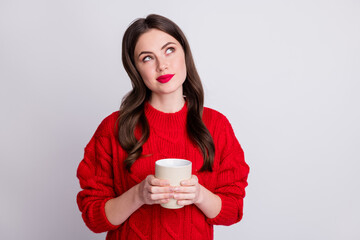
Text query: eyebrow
138 42 176 58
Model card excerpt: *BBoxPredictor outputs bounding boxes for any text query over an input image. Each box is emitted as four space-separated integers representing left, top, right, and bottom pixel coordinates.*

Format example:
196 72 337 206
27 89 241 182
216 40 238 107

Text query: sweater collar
144 101 187 130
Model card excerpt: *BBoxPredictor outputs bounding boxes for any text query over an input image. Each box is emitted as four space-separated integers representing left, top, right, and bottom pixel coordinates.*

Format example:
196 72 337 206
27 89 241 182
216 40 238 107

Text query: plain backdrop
1 0 359 239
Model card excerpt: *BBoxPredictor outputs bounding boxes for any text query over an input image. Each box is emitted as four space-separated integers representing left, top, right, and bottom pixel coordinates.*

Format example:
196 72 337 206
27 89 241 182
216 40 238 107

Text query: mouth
156 74 175 83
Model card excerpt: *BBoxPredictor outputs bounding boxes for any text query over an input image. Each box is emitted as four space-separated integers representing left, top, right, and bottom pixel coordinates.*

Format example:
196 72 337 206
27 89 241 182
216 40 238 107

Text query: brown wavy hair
118 14 215 172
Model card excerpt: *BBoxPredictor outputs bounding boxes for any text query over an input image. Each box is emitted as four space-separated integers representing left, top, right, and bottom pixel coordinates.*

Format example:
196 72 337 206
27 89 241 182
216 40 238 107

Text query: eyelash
142 47 175 62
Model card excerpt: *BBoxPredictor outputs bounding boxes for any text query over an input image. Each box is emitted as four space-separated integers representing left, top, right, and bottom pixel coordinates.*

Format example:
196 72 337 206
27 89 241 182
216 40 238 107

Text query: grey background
1 0 359 239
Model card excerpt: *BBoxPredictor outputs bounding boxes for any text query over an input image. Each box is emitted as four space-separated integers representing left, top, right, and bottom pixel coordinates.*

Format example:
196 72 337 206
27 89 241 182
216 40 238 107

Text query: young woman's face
134 29 187 98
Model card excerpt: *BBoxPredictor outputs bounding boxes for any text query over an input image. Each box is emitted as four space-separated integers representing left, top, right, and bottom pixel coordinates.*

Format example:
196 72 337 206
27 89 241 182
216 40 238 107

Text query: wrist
195 185 205 205
194 185 222 219
134 183 144 206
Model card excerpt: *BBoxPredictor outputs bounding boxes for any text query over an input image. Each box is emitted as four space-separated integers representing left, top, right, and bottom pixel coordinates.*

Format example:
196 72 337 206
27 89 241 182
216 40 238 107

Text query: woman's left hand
173 175 203 206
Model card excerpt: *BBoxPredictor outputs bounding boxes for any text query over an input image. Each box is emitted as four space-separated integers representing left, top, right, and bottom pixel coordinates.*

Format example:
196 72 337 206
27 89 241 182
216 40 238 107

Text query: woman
76 14 249 239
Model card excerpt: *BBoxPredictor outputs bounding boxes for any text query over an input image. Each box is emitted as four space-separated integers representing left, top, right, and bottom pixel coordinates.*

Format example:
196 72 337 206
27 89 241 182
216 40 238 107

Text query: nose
156 57 168 72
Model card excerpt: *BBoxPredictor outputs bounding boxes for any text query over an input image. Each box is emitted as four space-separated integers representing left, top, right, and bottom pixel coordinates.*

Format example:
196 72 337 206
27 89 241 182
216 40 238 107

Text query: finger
177 200 193 206
173 193 196 200
181 175 198 186
146 175 155 184
180 179 197 186
154 199 170 204
150 193 173 201
148 186 174 194
150 177 170 186
173 186 196 193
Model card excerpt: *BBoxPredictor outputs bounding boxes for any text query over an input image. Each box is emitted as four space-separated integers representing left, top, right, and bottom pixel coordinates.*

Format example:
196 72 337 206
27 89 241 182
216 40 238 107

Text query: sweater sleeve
76 119 120 233
206 116 250 226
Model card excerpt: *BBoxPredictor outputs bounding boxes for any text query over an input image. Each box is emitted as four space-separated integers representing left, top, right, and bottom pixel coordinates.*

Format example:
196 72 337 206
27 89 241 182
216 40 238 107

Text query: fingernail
174 187 180 192
181 181 186 185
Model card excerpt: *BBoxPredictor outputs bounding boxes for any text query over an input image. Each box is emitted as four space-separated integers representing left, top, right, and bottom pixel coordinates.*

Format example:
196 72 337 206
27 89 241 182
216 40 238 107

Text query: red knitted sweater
76 102 249 239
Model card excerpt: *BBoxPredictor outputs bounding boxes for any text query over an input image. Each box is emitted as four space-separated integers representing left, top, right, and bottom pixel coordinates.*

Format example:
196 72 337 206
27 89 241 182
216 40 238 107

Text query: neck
149 91 186 113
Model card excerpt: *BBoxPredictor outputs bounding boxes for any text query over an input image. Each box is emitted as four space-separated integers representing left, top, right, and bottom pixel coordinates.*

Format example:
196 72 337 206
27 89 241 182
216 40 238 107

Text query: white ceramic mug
155 158 192 209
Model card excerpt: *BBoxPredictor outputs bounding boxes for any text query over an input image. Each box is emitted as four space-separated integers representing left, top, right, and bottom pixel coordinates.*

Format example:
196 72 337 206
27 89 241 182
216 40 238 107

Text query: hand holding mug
155 158 192 208
173 175 203 206
137 175 174 205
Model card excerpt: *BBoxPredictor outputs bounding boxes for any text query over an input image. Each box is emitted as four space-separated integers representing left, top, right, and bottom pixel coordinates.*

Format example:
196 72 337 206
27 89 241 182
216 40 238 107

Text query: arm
104 175 174 225
195 184 222 218
77 135 176 231
171 117 249 224
104 184 143 226
205 116 250 226
77 115 175 231
206 147 249 226
76 134 119 233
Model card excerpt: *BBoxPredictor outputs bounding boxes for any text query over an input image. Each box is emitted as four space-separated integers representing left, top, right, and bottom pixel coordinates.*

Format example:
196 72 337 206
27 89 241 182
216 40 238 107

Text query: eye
142 56 152 62
165 47 175 54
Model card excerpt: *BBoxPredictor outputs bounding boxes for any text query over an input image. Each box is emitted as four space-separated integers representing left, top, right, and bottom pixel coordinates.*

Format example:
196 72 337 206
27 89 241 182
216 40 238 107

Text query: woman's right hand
137 175 174 205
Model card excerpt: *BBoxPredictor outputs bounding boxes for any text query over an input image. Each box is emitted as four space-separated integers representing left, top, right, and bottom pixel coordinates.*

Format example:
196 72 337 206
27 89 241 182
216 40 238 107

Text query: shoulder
202 107 235 139
93 111 120 138
202 106 231 128
203 107 243 158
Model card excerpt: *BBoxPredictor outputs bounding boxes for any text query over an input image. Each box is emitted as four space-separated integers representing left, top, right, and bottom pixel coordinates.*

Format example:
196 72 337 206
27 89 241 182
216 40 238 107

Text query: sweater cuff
206 194 243 226
85 198 120 233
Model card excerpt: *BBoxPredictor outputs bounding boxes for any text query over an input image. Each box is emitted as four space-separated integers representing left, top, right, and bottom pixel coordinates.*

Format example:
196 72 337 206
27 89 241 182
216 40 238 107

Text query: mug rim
155 158 191 167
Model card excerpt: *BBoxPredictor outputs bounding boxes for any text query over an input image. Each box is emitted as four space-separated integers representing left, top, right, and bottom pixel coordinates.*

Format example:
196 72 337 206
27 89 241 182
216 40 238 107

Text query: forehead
134 29 180 53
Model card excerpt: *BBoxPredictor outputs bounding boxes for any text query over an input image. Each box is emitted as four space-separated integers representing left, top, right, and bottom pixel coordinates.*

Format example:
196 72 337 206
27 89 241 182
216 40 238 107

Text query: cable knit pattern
76 102 249 239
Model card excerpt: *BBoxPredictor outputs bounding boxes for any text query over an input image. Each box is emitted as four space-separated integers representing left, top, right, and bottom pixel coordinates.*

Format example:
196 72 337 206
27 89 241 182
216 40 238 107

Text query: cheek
175 56 187 76
138 65 155 82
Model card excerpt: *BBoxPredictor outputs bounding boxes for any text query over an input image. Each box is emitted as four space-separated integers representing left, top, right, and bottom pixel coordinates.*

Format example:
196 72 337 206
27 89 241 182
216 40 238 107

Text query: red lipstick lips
156 74 174 83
